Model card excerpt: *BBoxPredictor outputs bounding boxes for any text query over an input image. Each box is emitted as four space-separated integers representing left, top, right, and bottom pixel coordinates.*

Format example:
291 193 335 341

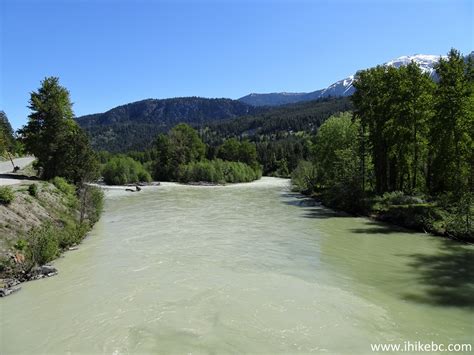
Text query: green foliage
352 61 435 194
287 49 473 239
77 97 263 153
79 97 351 180
150 123 262 183
19 77 99 183
0 186 15 204
428 49 473 195
312 112 360 186
0 111 15 156
26 224 59 266
291 113 362 201
206 97 353 140
102 156 151 185
291 161 318 193
374 191 425 208
177 159 261 184
16 183 104 270
256 135 311 177
217 138 259 169
441 193 473 240
153 124 206 181
13 239 28 251
28 183 38 197
52 176 76 196
79 186 104 225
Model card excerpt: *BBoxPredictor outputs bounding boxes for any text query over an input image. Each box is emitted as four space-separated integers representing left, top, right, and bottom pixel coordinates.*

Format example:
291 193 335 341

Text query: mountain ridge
76 96 267 152
238 53 458 107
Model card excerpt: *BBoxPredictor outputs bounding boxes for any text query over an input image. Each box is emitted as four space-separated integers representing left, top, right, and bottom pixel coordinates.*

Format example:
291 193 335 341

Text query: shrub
56 220 90 249
177 159 261 184
0 186 15 204
52 176 76 196
52 176 78 208
291 160 318 193
28 183 38 197
14 239 28 251
78 185 104 225
375 191 426 208
102 156 151 185
27 224 60 266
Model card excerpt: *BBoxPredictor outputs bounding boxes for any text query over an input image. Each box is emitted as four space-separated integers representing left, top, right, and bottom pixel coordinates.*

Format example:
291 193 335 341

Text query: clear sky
1 0 472 129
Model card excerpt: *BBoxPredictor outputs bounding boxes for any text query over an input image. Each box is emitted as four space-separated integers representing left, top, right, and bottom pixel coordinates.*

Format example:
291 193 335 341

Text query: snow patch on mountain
239 53 450 107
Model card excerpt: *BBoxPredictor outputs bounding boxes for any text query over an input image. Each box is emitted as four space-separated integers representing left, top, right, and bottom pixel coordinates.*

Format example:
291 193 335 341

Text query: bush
56 220 90 249
102 156 151 185
374 191 425 208
52 176 76 196
28 183 38 197
291 160 318 193
0 186 15 204
14 239 28 251
52 176 78 208
177 159 261 184
27 224 59 266
78 185 104 225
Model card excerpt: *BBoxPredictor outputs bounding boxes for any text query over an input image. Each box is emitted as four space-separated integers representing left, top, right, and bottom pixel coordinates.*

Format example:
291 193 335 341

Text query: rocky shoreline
0 264 58 297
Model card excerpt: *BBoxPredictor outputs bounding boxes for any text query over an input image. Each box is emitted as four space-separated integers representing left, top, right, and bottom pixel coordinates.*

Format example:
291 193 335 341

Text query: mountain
239 54 445 107
76 97 265 152
206 96 353 140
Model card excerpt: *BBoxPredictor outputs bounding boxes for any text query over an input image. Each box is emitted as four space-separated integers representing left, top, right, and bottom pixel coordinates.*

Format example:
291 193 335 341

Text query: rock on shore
0 265 58 297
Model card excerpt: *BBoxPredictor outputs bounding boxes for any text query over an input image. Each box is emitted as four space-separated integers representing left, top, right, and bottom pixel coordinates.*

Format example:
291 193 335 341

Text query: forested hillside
76 97 265 152
203 97 352 141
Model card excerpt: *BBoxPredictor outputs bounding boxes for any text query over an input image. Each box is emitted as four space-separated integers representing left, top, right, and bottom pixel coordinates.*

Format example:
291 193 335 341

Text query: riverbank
303 189 473 243
0 178 103 297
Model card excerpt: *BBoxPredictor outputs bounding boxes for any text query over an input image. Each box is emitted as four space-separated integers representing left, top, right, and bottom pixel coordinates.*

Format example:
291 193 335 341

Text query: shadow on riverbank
349 220 418 235
281 192 351 219
403 240 474 308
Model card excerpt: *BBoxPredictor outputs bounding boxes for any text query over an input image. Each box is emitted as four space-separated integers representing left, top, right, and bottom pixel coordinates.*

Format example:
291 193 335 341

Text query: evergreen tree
20 77 98 183
0 111 14 154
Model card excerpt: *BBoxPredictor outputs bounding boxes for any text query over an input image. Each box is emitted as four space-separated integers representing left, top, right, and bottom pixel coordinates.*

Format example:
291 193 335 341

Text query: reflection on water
1 178 472 354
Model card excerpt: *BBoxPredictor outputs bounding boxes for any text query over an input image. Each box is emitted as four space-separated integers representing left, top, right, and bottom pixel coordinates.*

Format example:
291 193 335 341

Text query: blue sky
1 0 472 129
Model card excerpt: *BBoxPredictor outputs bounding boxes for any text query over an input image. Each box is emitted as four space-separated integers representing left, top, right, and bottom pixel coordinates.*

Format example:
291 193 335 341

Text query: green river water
1 177 472 354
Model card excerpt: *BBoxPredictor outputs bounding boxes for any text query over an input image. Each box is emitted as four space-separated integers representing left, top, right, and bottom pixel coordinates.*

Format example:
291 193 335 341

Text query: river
1 177 472 354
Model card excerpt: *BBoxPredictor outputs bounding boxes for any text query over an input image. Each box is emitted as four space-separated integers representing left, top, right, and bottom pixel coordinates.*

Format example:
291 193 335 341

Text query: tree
353 66 391 194
102 156 151 185
0 111 14 155
153 134 173 181
55 124 100 184
0 111 18 169
19 77 99 183
312 112 360 187
152 124 205 181
217 138 259 168
217 138 240 162
402 62 434 191
353 62 434 194
428 49 473 196
168 123 206 166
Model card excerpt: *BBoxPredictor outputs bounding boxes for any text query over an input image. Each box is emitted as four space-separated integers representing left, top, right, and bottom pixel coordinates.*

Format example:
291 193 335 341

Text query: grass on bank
0 179 104 279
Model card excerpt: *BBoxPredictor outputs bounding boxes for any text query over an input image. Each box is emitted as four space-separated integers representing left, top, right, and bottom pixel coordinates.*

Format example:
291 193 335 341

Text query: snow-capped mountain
239 54 444 107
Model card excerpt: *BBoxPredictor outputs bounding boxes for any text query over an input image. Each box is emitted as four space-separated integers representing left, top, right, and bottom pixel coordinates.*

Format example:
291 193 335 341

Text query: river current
1 177 472 354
